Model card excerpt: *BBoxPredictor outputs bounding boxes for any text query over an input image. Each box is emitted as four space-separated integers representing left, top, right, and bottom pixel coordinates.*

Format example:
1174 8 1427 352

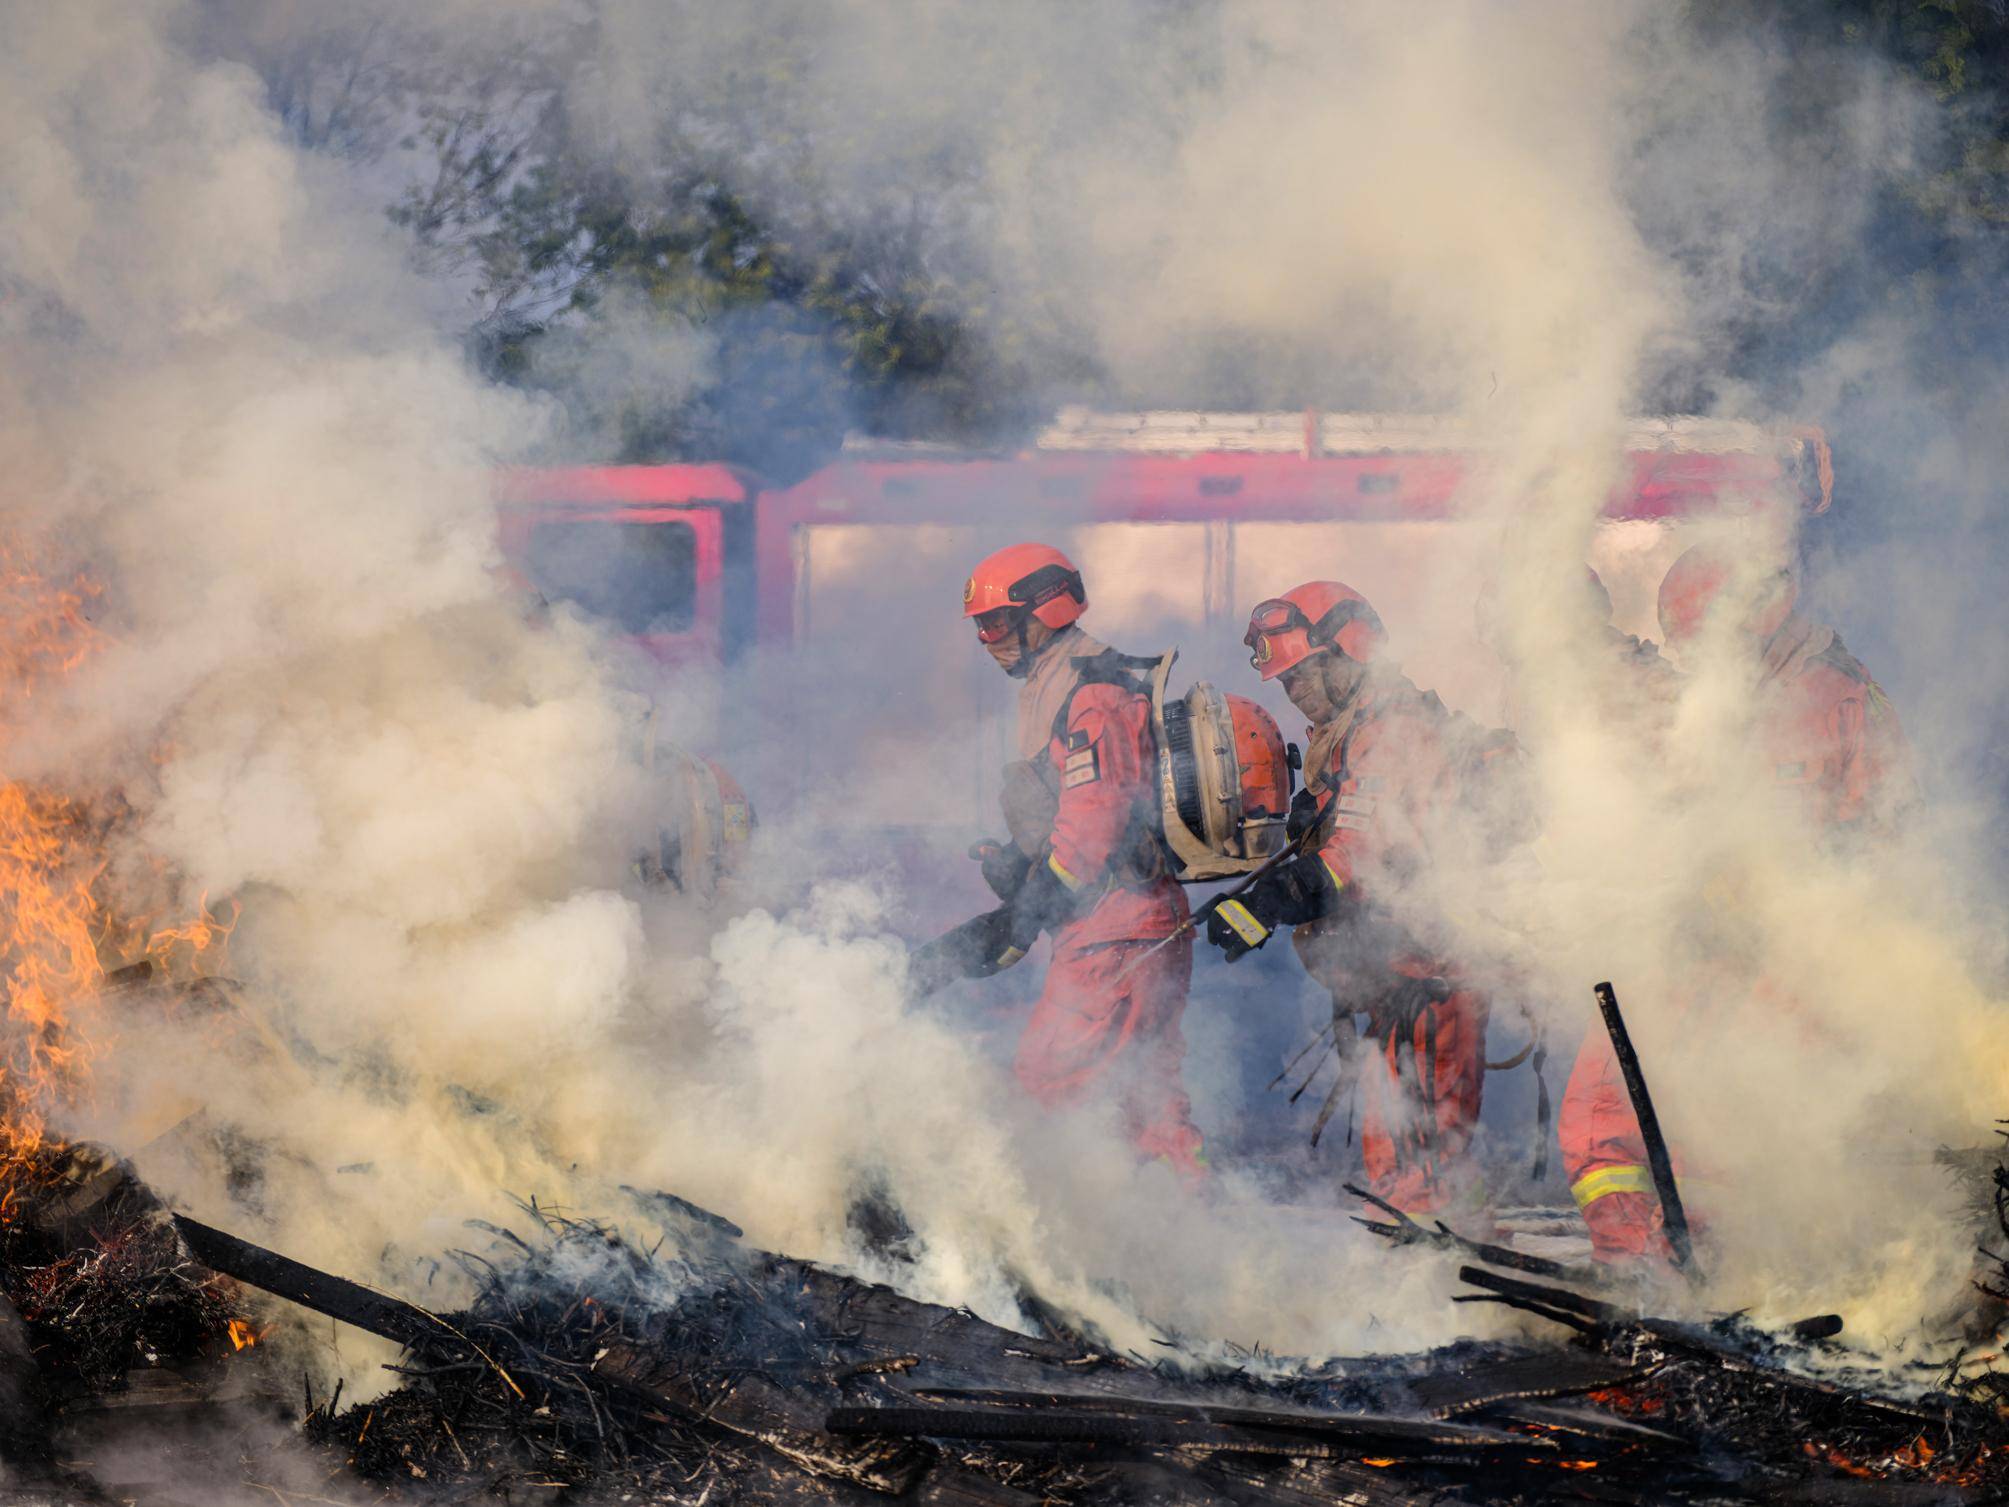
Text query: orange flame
0 770 109 1165
226 1318 264 1351
0 538 233 1175
0 548 102 712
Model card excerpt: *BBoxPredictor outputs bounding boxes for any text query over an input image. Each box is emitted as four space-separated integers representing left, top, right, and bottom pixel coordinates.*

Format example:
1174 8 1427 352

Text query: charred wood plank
786 1262 1098 1366
619 1185 744 1240
1592 980 1697 1276
1393 1348 1650 1419
826 1401 1545 1458
1455 1291 1603 1334
171 1215 454 1350
1481 1400 1684 1446
1344 1180 1604 1285
906 1385 1540 1449
1453 1266 1625 1326
780 1263 1153 1399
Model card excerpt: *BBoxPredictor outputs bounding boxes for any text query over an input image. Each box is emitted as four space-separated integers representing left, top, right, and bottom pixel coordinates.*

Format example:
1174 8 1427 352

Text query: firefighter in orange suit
1656 543 1913 835
957 542 1204 1176
1208 582 1518 1216
1558 543 1914 1262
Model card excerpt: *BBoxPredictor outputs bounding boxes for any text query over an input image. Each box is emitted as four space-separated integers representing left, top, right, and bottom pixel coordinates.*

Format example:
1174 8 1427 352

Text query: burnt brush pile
192 1182 2009 1505
0 1141 2008 1503
0 1141 291 1503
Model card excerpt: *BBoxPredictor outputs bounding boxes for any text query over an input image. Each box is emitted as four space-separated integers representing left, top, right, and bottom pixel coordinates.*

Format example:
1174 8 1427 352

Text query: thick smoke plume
0 0 2004 1408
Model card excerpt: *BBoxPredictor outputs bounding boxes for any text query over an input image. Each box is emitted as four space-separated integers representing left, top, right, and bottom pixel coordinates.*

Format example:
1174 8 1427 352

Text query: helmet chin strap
1321 649 1371 712
1005 612 1037 678
1004 611 1064 680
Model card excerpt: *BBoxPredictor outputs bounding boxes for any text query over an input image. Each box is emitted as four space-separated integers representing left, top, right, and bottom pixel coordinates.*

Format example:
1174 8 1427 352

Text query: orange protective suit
1292 673 1514 1215
1559 611 1911 1260
1750 615 1913 834
1008 627 1203 1175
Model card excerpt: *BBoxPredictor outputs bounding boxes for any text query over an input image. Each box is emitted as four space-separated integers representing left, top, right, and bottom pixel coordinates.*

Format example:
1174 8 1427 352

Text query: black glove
907 906 1017 997
1285 786 1323 842
1005 854 1079 959
969 838 1033 902
1204 853 1338 962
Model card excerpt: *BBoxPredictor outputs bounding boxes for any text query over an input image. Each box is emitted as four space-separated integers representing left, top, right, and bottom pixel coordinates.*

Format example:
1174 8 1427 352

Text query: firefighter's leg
1357 989 1488 1215
1014 923 1203 1175
1558 1031 1674 1261
1109 929 1205 1178
1014 927 1125 1108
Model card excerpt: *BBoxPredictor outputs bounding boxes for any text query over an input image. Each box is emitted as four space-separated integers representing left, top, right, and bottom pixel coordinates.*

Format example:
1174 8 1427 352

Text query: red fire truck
496 409 1831 835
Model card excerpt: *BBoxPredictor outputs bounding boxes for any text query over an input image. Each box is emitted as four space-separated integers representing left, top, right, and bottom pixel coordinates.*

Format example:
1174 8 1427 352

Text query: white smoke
0 0 2002 1415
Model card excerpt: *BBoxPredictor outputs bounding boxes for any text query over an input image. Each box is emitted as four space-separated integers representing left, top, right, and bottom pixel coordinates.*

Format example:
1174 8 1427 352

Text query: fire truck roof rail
1036 407 1824 462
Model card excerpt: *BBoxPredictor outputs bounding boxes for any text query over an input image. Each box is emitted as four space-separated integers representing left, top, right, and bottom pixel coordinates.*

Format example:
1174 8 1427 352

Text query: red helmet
963 542 1086 642
1244 581 1385 681
1657 543 1796 646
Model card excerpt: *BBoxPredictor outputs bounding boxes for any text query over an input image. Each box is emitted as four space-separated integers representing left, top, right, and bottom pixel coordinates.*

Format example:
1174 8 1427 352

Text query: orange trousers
1558 1032 1695 1262
1013 919 1204 1177
1357 986 1488 1214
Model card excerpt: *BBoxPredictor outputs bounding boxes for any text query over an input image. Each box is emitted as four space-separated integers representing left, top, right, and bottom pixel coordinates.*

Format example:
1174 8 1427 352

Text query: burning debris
0 1174 1928 1505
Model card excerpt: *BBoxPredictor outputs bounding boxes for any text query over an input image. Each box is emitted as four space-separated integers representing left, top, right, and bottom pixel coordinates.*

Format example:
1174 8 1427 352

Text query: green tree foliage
367 16 1067 478
234 2 2009 475
1679 0 2009 406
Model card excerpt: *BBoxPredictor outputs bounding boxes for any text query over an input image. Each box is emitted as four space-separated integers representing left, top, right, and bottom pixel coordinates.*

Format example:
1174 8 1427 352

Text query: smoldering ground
0 0 2004 1414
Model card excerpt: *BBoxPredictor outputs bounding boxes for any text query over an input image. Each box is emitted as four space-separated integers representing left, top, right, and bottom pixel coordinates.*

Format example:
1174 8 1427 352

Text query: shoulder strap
1051 649 1163 741
1814 634 1873 688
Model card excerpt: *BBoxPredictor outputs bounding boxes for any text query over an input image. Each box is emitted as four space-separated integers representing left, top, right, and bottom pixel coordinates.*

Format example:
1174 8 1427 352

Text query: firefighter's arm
968 839 1033 901
1832 696 1871 829
1044 684 1146 896
1837 684 1919 834
1205 851 1342 962
1206 729 1377 963
907 906 1017 995
1309 717 1397 903
1001 855 1075 962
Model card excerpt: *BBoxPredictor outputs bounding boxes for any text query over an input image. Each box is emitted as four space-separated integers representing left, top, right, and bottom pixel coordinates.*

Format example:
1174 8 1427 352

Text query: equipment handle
1592 980 1699 1278
1112 825 1320 986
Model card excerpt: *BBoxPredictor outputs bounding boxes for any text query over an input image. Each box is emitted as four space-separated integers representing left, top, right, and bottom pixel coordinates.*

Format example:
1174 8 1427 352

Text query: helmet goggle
973 563 1085 645
1243 596 1381 671
974 608 1020 644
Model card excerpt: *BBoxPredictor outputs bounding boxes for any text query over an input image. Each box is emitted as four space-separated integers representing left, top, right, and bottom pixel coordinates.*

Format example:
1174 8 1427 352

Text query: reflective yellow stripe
996 945 1025 968
1321 858 1345 890
1153 1140 1208 1172
1571 1164 1654 1208
1215 899 1268 947
1048 854 1083 891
